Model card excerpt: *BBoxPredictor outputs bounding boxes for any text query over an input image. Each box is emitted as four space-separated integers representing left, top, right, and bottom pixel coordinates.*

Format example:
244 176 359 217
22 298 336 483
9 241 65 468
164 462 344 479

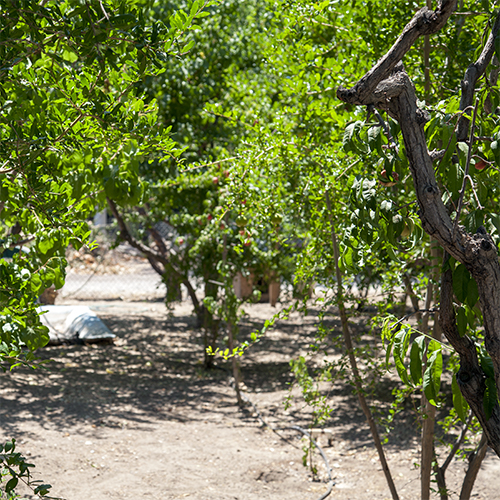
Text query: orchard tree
104 0 295 371
0 0 213 363
338 0 500 455
220 0 500 498
0 0 212 495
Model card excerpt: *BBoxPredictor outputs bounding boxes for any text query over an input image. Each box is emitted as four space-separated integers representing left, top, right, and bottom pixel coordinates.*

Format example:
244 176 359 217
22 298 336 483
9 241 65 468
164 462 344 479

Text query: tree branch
107 198 201 311
457 10 500 140
337 0 457 105
453 97 479 237
440 266 500 456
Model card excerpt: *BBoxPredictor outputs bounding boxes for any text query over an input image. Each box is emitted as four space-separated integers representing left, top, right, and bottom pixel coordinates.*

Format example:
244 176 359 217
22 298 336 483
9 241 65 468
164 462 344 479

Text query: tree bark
337 1 500 456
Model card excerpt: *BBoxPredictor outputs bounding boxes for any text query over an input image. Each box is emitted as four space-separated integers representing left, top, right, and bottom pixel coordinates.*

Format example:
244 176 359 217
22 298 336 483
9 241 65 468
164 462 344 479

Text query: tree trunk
337 1 500 456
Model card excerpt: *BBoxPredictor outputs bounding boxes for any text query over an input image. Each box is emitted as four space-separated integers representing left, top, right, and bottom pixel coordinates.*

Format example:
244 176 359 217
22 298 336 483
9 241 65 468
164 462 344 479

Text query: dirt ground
1 299 500 500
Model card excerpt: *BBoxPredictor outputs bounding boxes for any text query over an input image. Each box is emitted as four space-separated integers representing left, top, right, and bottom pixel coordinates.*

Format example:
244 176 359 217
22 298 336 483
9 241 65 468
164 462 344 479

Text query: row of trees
3 0 500 498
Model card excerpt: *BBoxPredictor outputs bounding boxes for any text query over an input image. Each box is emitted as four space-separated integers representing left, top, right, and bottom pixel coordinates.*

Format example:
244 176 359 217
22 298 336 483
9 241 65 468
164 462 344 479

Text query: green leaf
447 161 462 198
483 377 497 420
38 238 54 255
183 39 195 53
479 347 495 379
5 477 18 492
441 133 457 166
409 335 425 385
109 14 136 28
190 0 201 17
466 276 479 308
53 267 65 290
456 306 467 336
342 246 356 270
453 263 470 303
423 340 442 406
30 273 42 293
342 121 364 153
393 327 411 386
34 484 52 495
452 374 468 423
382 318 397 368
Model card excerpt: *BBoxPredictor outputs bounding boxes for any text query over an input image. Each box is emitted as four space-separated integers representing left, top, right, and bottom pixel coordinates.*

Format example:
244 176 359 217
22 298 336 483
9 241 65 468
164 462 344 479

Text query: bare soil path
1 300 499 499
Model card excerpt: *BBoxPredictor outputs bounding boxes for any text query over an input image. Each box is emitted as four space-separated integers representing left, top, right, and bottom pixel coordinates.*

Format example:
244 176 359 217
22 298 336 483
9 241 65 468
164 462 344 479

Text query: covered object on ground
38 305 116 344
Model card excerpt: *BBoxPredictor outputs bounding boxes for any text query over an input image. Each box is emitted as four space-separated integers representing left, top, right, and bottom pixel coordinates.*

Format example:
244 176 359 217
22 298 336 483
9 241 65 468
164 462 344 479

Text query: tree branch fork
337 1 500 455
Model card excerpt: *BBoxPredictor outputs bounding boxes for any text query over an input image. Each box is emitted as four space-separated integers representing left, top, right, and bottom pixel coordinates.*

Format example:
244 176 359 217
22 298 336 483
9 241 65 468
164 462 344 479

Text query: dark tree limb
440 267 500 455
337 0 457 106
457 10 500 140
137 206 170 258
107 198 201 312
337 1 500 456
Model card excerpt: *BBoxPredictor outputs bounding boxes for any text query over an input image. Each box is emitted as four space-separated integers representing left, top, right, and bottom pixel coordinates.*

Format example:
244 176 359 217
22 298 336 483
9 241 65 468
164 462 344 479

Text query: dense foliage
4 0 500 498
0 0 211 495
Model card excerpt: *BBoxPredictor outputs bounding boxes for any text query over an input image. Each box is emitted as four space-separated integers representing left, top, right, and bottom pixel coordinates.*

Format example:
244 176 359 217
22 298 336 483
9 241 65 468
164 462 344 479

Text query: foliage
4 0 500 497
103 0 300 366
0 0 212 495
0 0 212 359
215 0 500 496
0 439 53 499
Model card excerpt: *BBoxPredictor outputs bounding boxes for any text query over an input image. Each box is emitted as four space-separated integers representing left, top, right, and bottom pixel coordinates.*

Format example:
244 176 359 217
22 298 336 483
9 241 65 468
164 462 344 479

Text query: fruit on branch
236 215 248 227
475 159 488 171
379 169 398 187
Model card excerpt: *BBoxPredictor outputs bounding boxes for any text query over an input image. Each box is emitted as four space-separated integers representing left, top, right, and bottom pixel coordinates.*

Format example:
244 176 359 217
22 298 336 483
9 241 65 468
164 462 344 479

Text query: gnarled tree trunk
338 0 500 457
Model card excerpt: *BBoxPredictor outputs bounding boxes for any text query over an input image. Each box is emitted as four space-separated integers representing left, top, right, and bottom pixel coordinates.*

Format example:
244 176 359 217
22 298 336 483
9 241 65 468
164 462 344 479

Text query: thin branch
99 0 110 20
453 97 479 237
337 0 457 105
440 412 473 474
368 105 399 152
457 9 500 140
182 156 239 172
107 198 201 311
324 186 400 500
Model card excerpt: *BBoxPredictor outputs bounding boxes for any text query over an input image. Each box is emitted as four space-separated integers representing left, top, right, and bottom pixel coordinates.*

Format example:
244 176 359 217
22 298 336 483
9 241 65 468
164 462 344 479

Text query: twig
99 0 110 20
453 98 479 238
368 105 399 152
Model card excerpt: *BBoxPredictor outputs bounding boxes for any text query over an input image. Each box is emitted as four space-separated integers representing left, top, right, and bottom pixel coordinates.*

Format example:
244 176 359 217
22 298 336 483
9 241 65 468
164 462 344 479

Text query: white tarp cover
37 305 116 344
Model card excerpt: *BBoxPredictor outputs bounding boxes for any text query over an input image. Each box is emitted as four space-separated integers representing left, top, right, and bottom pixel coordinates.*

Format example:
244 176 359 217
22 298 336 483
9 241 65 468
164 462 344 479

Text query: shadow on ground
0 302 421 455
